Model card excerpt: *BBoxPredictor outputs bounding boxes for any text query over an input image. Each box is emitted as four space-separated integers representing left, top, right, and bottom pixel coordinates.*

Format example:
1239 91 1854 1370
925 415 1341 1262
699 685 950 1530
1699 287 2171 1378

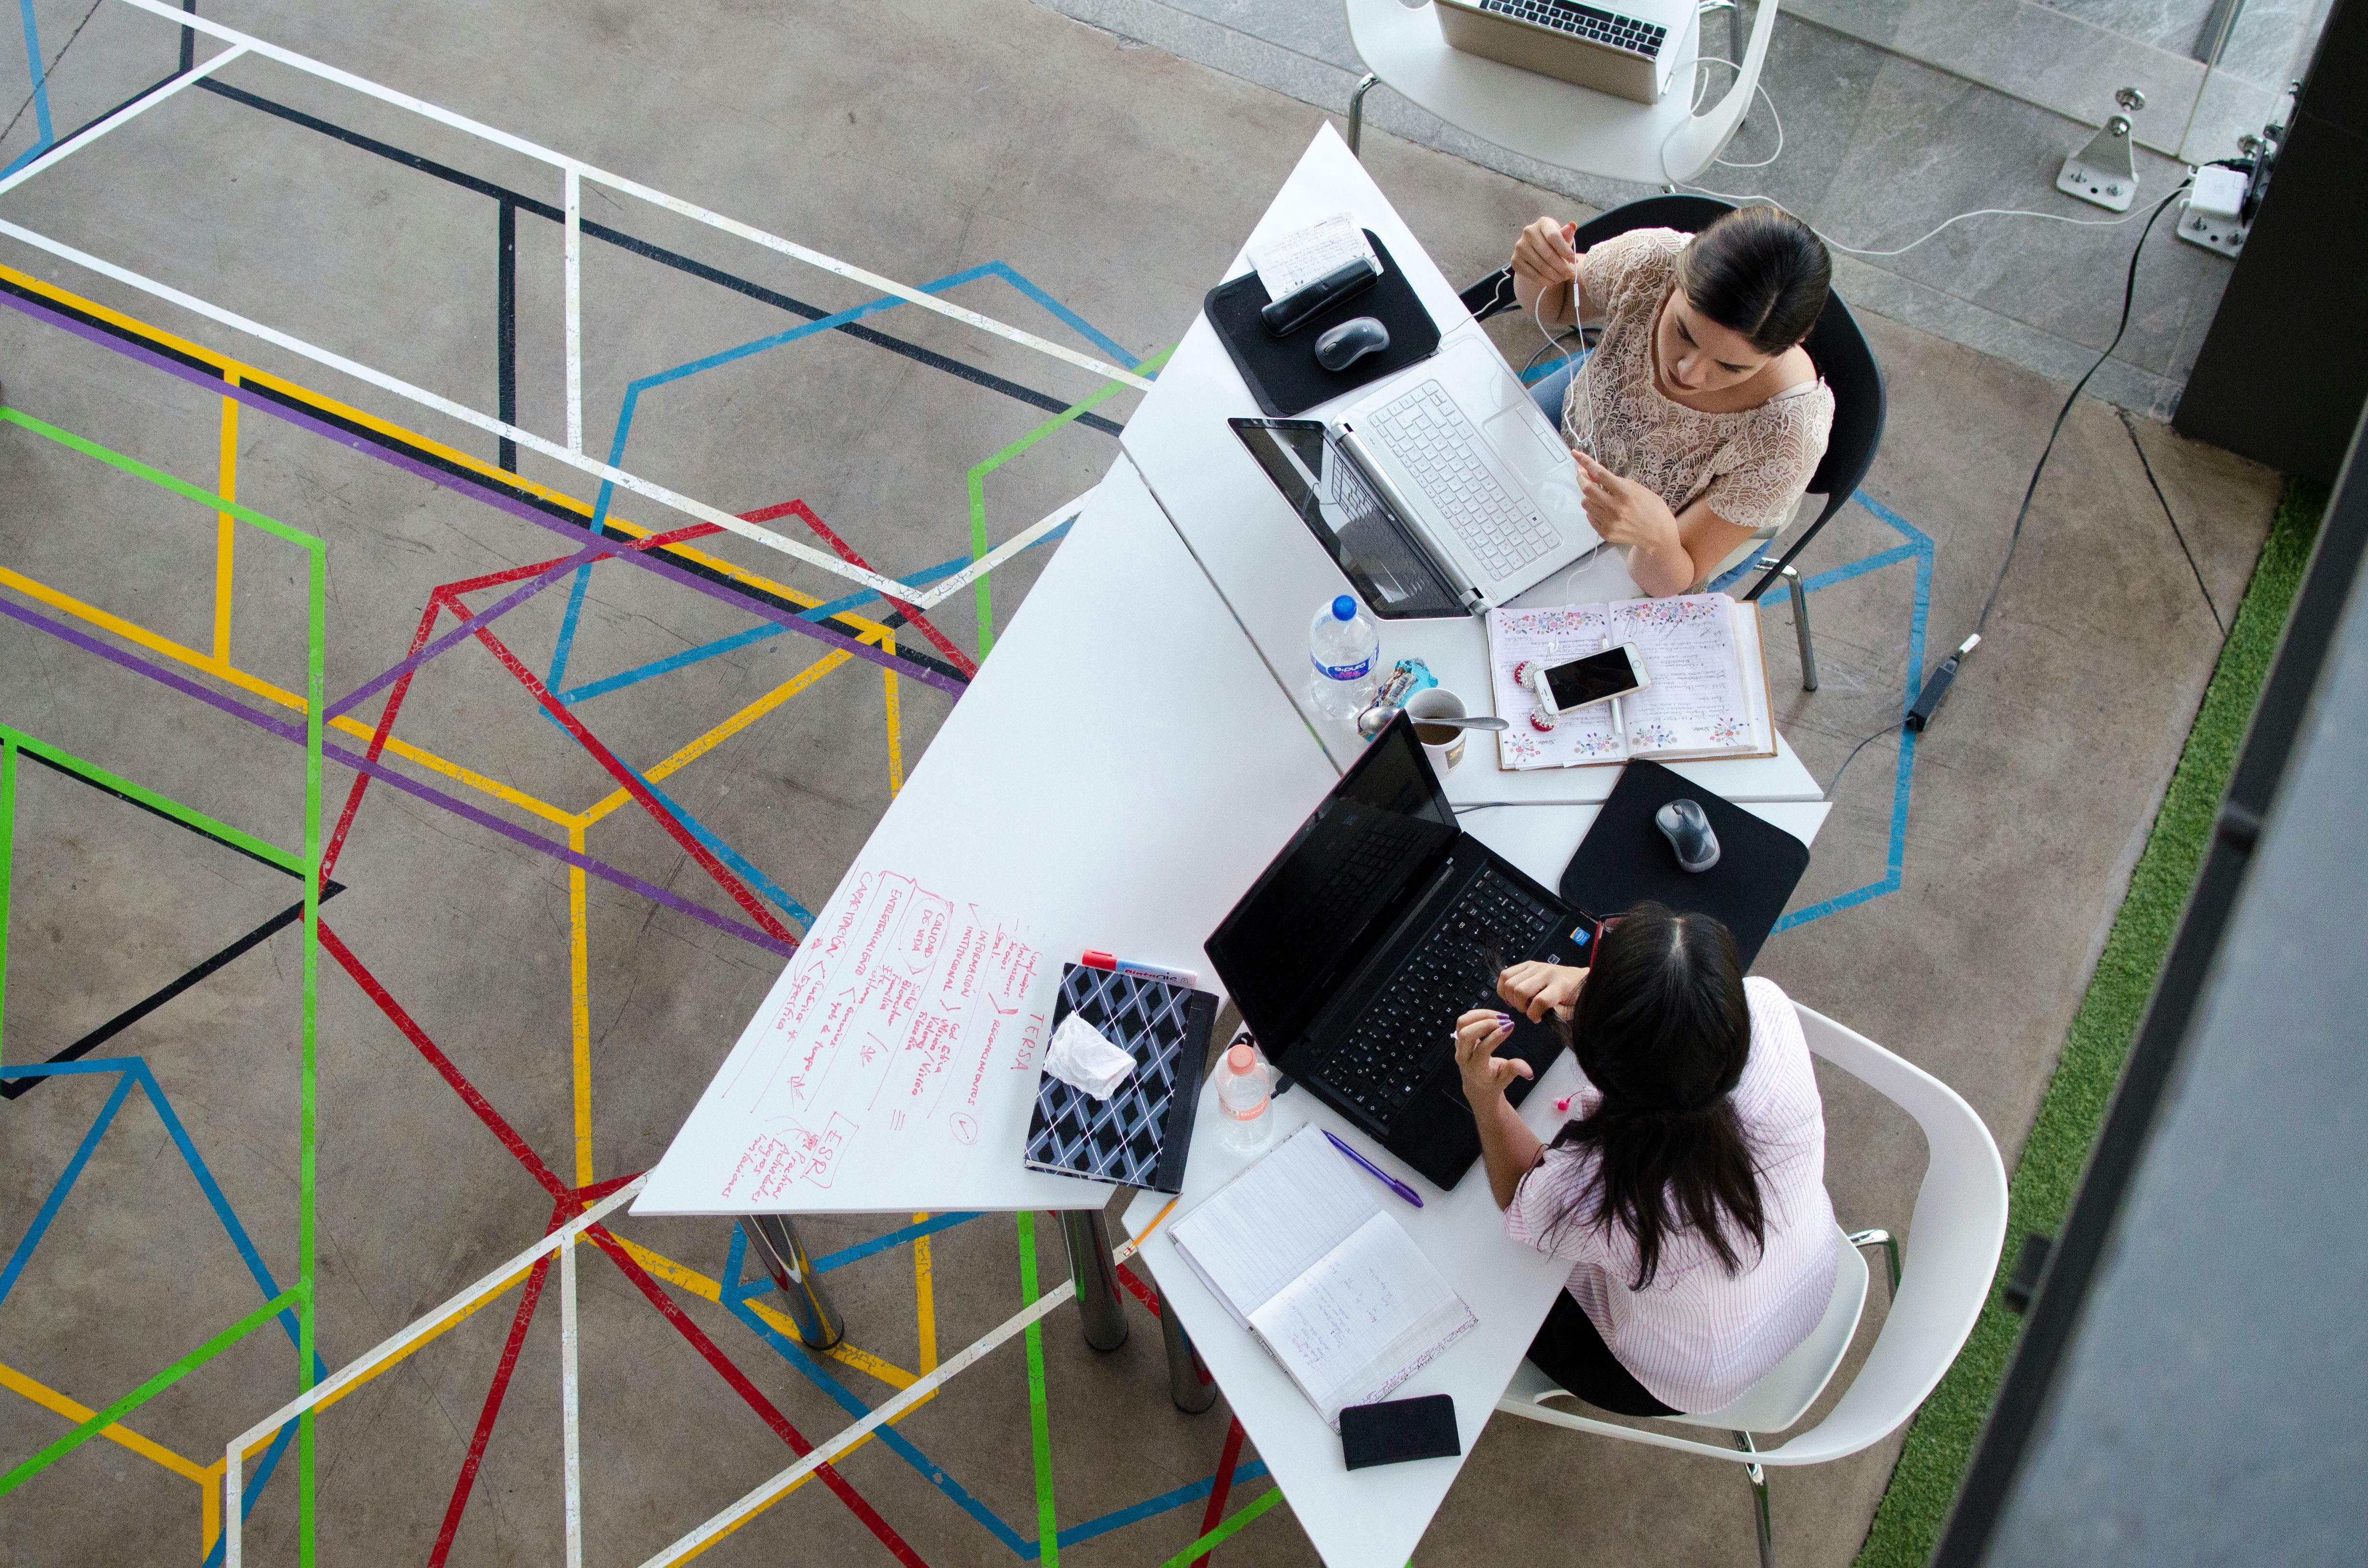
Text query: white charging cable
1529 248 1598 461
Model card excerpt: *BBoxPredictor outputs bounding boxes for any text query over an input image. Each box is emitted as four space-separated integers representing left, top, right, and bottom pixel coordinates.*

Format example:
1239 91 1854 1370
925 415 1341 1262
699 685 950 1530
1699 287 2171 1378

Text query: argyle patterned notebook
1023 963 1217 1193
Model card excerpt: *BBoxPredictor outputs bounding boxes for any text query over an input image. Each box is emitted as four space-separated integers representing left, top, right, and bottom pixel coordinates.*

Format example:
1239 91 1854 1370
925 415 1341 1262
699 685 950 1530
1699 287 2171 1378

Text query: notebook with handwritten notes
1168 1126 1477 1430
1485 593 1777 769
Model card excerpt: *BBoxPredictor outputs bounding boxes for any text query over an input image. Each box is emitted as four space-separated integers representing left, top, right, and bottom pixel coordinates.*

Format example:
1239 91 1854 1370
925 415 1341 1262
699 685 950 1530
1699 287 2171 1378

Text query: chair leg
1734 1431 1774 1568
1849 1227 1901 1295
1347 72 1379 158
1757 556 1818 691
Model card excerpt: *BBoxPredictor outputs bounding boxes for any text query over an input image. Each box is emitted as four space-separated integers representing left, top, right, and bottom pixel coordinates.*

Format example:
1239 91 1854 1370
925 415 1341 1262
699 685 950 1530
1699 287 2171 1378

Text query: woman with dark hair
1507 205 1835 596
1453 903 1837 1416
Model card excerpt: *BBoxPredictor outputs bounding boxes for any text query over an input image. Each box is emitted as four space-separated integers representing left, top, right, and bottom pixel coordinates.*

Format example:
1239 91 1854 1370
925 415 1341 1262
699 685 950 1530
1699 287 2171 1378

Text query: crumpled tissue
1044 1013 1137 1100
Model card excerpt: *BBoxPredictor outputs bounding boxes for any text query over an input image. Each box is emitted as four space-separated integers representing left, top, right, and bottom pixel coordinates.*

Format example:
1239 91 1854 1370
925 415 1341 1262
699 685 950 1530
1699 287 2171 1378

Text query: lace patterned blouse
1559 229 1833 542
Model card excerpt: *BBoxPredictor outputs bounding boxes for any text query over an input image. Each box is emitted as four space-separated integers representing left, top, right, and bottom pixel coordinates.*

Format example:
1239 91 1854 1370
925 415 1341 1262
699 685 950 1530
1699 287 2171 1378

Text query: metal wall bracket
2058 87 2145 212
2176 197 2248 257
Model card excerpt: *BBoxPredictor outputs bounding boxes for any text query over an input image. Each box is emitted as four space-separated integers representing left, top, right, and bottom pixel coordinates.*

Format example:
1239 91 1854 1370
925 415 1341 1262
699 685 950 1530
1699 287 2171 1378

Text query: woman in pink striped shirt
1453 903 1837 1416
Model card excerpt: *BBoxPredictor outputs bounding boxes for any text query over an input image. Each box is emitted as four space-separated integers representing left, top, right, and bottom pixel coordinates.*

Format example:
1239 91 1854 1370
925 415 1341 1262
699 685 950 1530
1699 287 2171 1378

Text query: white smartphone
1529 642 1649 717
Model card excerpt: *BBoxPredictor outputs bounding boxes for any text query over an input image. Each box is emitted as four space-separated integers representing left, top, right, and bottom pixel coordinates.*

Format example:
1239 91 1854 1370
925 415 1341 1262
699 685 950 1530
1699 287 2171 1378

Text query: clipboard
1203 230 1443 417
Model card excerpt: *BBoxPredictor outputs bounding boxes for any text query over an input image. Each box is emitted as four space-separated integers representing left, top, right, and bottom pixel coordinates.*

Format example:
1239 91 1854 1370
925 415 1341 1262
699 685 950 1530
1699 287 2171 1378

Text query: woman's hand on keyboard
1498 960 1586 1023
1454 1009 1532 1103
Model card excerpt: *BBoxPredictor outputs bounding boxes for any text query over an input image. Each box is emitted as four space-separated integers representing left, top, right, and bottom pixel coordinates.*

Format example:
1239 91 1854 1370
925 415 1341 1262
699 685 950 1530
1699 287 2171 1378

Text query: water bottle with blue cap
1307 594 1379 719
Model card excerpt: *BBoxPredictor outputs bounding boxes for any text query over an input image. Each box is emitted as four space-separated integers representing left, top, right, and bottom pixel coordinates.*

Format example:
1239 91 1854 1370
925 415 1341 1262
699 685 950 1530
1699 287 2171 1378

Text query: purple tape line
0 594 797 956
324 545 606 721
0 285 968 698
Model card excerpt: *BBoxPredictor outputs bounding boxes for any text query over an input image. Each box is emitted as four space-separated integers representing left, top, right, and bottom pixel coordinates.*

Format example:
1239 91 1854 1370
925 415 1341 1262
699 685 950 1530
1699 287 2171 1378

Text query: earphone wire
1531 248 1598 463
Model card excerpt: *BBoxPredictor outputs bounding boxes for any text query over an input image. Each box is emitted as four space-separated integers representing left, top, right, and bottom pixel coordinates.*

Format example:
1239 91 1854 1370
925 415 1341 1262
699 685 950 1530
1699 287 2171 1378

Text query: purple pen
1324 1129 1423 1208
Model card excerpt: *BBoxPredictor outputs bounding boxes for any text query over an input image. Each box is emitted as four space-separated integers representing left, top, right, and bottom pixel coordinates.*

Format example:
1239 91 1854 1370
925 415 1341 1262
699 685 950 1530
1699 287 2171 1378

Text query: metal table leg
1160 1294 1220 1413
1347 72 1380 158
1061 1209 1130 1352
739 1214 843 1350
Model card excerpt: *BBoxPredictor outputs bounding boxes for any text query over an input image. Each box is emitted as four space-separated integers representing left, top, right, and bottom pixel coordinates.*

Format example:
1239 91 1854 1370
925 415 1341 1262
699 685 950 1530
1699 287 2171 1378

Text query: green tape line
1016 1211 1060 1567
0 736 14 1068
0 724 304 873
0 1288 297 1495
1156 1487 1284 1567
0 406 323 552
965 344 1177 660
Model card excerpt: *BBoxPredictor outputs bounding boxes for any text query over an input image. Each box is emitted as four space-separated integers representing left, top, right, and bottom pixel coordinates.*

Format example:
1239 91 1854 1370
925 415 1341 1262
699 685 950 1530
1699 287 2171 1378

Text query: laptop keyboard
1313 871 1558 1125
1479 0 1668 58
1368 382 1558 583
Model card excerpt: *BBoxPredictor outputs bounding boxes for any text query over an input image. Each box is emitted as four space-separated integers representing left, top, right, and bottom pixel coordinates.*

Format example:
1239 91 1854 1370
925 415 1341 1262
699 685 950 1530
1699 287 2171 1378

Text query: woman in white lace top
1508 207 1836 596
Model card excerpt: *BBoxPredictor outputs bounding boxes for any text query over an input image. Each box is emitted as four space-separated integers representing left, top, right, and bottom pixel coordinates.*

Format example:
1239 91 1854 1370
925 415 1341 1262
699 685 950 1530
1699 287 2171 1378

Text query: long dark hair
1543 903 1766 1289
1677 206 1831 355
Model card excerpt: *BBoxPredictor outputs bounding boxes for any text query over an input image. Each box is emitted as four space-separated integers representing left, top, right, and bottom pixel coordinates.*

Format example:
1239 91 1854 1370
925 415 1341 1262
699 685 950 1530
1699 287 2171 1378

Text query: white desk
634 458 1340 1219
1120 125 1825 805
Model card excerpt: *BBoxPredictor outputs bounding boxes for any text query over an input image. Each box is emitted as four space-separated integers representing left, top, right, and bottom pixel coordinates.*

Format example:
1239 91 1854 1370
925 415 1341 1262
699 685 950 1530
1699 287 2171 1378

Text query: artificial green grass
1851 475 2332 1568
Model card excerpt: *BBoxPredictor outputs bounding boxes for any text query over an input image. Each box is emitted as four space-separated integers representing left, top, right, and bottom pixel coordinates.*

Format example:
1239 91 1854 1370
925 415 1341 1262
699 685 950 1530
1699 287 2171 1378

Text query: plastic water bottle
1307 594 1380 719
1215 1040 1276 1153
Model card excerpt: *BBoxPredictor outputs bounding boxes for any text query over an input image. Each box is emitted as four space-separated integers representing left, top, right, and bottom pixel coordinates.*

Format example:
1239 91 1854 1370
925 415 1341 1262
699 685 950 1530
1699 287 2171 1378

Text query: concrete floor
0 2 2279 1565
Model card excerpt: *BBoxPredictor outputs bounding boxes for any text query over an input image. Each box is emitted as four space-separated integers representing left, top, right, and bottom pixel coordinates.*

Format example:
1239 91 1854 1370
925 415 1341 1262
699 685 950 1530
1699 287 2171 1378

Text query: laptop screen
1205 715 1461 1058
1229 418 1467 619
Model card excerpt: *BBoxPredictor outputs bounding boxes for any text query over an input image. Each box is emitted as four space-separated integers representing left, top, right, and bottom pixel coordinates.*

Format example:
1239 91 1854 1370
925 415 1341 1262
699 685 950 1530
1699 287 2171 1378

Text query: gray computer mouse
1314 315 1390 372
1655 798 1721 873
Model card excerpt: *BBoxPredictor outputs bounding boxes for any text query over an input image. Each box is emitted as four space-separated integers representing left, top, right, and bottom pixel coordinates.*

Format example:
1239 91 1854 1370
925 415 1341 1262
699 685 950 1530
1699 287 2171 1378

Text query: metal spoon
1356 705 1510 738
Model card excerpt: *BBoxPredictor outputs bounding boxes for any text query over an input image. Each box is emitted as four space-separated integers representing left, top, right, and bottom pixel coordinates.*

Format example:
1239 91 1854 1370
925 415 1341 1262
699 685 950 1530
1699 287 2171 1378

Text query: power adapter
1906 634 1981 732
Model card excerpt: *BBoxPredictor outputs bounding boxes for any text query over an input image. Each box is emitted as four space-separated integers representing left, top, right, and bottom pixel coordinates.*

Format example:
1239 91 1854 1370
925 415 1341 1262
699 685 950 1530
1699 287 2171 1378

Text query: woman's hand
1510 216 1580 324
1455 1009 1533 1103
1498 961 1585 1022
1572 450 1696 595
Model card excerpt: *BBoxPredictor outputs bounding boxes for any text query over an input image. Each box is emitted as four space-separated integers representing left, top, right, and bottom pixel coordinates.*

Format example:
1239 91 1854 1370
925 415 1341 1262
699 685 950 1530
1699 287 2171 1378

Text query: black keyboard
1479 0 1668 59
1313 872 1558 1125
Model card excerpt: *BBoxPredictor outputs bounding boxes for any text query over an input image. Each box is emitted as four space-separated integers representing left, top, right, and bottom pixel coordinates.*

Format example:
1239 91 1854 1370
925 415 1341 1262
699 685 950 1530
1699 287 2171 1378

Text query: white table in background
1119 124 1825 804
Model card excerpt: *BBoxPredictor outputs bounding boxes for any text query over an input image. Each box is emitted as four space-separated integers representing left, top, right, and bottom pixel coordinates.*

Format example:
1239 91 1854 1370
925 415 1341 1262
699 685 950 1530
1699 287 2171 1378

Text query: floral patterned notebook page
1610 595 1759 756
1485 604 1626 769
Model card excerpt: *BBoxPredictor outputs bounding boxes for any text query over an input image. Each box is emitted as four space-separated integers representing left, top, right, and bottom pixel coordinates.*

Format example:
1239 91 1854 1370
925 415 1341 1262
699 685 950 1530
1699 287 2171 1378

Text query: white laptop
1231 337 1600 617
1435 0 1700 106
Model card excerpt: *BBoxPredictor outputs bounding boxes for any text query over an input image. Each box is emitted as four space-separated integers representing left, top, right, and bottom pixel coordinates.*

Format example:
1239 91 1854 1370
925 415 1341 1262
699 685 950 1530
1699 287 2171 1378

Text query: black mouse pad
1204 231 1443 417
1559 760 1812 971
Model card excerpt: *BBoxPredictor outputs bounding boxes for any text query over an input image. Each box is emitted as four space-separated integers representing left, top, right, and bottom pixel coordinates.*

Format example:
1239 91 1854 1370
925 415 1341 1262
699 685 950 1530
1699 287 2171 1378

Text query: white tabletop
634 458 1340 1215
1118 126 1824 805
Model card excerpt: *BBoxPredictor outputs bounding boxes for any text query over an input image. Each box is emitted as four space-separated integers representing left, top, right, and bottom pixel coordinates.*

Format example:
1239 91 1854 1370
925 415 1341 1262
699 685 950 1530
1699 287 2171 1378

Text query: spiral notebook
1169 1126 1477 1429
1486 593 1776 769
1021 964 1215 1194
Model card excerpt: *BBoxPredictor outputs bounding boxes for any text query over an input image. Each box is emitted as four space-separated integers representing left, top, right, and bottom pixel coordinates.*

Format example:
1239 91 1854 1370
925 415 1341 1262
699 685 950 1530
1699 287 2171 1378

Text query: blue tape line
721 1228 1035 1555
1771 491 1933 932
1051 1461 1274 1554
14 0 52 149
809 1212 983 1274
0 1071 137 1307
200 1417 298 1568
545 562 596 694
974 262 1140 368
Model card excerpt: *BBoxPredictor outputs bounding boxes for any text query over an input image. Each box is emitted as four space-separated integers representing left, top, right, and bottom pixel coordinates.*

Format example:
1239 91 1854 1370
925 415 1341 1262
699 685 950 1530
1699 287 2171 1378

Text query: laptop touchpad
1484 407 1588 532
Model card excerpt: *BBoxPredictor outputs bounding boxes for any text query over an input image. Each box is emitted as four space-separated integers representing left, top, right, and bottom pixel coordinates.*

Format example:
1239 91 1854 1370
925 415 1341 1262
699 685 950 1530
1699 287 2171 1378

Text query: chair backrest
1766 1004 2007 1465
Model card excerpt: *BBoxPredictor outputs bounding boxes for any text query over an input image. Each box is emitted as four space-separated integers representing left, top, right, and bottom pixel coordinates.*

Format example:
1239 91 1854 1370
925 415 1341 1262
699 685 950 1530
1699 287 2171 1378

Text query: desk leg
739 1215 844 1350
1160 1298 1220 1414
1347 73 1380 158
1060 1209 1130 1351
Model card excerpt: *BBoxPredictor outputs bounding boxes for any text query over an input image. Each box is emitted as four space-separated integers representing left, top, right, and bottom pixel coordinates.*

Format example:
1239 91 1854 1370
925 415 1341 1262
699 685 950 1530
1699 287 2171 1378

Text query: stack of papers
1247 212 1381 301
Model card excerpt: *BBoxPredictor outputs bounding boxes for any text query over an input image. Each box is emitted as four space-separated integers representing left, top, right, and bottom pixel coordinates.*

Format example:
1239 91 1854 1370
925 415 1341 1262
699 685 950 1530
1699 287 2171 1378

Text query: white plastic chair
1343 0 1779 186
1494 1003 2009 1568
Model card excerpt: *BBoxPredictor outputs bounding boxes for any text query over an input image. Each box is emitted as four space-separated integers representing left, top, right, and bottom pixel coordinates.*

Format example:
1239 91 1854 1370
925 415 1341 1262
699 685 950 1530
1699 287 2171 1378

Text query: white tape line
218 1177 648 1566
0 217 927 599
106 0 1152 392
561 1237 584 1568
632 1209 1163 1568
564 167 583 455
908 489 1094 611
0 45 249 199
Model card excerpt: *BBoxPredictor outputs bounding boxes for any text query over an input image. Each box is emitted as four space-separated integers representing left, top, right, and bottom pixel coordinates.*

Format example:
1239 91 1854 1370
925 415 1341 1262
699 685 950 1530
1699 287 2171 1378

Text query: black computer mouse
1656 798 1721 872
1314 315 1390 372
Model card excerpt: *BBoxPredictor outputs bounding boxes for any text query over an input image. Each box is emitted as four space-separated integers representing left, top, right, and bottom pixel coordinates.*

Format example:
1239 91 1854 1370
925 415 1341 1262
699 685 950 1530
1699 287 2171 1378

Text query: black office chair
1460 196 1887 690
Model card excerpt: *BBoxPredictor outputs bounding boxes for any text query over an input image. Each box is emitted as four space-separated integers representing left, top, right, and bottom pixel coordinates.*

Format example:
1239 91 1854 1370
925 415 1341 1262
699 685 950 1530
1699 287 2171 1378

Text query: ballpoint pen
1323 1129 1424 1208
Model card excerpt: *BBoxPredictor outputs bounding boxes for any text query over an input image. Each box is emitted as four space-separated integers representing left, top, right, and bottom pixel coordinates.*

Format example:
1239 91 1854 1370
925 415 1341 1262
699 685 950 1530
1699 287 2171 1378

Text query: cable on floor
2116 405 2225 636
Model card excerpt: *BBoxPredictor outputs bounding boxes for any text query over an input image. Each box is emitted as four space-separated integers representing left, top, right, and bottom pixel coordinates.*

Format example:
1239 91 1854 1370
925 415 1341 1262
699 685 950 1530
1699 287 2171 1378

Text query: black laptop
1205 713 1586 1189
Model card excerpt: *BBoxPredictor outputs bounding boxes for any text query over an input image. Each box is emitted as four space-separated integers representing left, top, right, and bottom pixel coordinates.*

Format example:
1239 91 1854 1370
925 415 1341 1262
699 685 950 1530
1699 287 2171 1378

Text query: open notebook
1168 1126 1478 1430
1486 593 1776 769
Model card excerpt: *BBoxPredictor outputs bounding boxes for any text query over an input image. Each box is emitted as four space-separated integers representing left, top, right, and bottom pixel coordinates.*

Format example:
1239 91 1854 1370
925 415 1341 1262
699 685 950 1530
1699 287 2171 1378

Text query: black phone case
1339 1393 1461 1470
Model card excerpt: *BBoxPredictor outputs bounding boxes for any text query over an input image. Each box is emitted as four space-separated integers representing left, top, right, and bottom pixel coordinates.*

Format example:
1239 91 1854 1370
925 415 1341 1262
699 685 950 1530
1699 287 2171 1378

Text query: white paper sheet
1250 1211 1480 1428
1485 603 1626 770
1247 211 1380 302
1611 595 1758 756
1169 1125 1381 1330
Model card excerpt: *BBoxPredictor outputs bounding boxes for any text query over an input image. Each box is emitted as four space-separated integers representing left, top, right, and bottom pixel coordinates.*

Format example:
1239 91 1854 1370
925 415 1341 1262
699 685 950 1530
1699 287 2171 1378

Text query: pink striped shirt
1504 977 1838 1413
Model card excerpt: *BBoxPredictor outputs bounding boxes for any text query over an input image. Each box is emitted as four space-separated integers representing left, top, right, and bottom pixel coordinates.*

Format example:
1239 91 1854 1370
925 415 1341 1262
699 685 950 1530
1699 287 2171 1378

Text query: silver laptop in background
1434 0 1700 105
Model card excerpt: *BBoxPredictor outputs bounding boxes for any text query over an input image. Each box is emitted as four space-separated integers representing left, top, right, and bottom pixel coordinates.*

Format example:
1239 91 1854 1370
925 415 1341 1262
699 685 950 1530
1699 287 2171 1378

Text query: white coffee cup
1406 686 1468 773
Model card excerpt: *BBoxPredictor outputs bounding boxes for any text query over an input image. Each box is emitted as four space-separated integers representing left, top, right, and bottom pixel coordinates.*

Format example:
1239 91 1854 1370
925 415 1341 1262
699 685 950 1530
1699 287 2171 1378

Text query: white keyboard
1367 382 1557 581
